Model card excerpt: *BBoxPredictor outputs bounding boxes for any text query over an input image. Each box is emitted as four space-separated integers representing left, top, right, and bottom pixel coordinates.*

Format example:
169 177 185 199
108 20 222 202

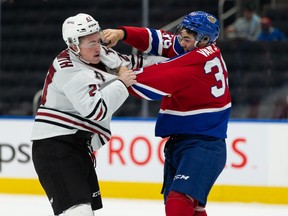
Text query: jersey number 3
204 56 228 98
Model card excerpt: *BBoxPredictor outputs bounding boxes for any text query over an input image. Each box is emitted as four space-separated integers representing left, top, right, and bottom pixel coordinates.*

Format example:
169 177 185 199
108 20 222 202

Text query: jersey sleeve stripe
148 29 161 55
156 30 163 55
130 83 168 100
85 98 107 121
99 100 108 121
144 28 153 53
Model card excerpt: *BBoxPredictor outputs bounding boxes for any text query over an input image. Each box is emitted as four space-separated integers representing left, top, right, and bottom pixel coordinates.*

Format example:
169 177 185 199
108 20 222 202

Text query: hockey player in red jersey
103 11 231 216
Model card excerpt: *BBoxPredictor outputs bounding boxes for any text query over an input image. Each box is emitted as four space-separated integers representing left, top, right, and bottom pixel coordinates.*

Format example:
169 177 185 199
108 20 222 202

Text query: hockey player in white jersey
30 13 153 216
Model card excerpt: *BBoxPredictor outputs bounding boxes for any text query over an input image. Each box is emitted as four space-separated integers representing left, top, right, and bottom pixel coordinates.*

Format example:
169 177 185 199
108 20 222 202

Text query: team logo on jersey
207 15 217 24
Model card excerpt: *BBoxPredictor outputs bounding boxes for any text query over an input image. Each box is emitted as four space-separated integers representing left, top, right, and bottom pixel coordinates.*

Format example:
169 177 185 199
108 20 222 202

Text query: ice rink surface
1 194 288 216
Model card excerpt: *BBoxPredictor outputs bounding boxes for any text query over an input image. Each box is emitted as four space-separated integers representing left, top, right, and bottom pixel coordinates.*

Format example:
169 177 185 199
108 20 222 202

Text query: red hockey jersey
121 26 231 139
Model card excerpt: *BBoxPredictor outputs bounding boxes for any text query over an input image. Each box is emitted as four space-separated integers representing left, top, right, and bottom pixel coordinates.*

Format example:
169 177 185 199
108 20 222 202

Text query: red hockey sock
165 191 195 216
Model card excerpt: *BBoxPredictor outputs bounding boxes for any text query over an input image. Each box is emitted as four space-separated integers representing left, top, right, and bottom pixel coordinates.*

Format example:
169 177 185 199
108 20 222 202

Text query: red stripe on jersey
94 107 103 121
41 64 56 105
37 112 110 140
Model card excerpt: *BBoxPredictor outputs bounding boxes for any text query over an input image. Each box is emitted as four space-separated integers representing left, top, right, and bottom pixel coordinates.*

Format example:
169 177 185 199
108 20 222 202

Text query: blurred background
1 0 288 119
1 1 288 215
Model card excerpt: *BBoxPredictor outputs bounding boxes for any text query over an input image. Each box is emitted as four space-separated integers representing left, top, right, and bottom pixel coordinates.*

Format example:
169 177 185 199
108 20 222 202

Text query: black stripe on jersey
86 99 102 119
139 54 143 68
39 106 111 134
98 134 106 146
131 55 135 68
99 100 108 121
35 119 75 130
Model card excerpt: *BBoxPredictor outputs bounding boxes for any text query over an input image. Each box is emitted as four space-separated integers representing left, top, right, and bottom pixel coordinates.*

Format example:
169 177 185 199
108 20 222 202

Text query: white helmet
62 13 101 47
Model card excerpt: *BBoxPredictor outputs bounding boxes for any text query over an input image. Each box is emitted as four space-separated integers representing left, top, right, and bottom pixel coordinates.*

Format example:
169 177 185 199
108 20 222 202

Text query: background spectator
257 17 286 41
225 1 261 41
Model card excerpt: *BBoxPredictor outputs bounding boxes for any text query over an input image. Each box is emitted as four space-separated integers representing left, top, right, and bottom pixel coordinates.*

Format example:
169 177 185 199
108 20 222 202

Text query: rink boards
0 118 288 204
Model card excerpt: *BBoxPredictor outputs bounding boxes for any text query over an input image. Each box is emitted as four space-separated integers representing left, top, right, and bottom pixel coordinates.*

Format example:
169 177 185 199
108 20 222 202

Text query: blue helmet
179 11 220 45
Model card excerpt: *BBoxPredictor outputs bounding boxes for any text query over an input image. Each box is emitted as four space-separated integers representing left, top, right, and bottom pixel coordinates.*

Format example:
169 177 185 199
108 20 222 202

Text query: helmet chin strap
194 41 200 48
195 35 210 48
69 45 91 64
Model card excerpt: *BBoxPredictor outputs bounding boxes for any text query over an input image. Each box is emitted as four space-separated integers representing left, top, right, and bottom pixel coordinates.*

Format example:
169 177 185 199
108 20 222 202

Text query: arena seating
0 0 287 119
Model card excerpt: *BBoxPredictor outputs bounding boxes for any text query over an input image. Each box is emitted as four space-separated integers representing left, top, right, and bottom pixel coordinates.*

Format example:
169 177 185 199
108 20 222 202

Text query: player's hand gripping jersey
100 45 167 71
121 26 232 138
31 45 165 150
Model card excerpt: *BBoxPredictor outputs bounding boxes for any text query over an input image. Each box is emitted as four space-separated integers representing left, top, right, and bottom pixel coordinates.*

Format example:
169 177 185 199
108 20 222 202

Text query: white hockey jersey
31 46 166 150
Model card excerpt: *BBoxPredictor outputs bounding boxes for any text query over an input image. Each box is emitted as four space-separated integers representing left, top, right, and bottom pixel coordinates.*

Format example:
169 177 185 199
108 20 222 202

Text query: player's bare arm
102 29 125 48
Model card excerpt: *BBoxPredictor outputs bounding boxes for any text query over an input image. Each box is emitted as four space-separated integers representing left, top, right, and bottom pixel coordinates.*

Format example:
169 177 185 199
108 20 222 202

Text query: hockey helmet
178 11 220 45
62 13 101 47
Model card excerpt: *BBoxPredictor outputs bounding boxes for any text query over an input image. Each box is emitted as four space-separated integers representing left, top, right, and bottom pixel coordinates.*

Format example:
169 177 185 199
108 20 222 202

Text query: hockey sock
165 191 195 216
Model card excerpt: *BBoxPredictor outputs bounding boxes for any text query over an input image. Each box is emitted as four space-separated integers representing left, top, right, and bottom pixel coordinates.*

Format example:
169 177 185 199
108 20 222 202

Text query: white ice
1 194 288 216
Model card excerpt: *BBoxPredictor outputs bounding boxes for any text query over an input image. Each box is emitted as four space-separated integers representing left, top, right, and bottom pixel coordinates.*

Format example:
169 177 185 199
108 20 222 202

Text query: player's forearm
118 26 151 52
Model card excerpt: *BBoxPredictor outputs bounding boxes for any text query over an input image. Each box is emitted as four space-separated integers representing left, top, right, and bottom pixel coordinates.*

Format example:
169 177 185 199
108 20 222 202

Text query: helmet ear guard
202 35 210 42
195 35 211 48
67 37 78 48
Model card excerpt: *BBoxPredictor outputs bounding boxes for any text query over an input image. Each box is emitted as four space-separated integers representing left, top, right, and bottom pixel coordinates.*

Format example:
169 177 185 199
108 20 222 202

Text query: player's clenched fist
102 29 124 49
118 70 137 87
